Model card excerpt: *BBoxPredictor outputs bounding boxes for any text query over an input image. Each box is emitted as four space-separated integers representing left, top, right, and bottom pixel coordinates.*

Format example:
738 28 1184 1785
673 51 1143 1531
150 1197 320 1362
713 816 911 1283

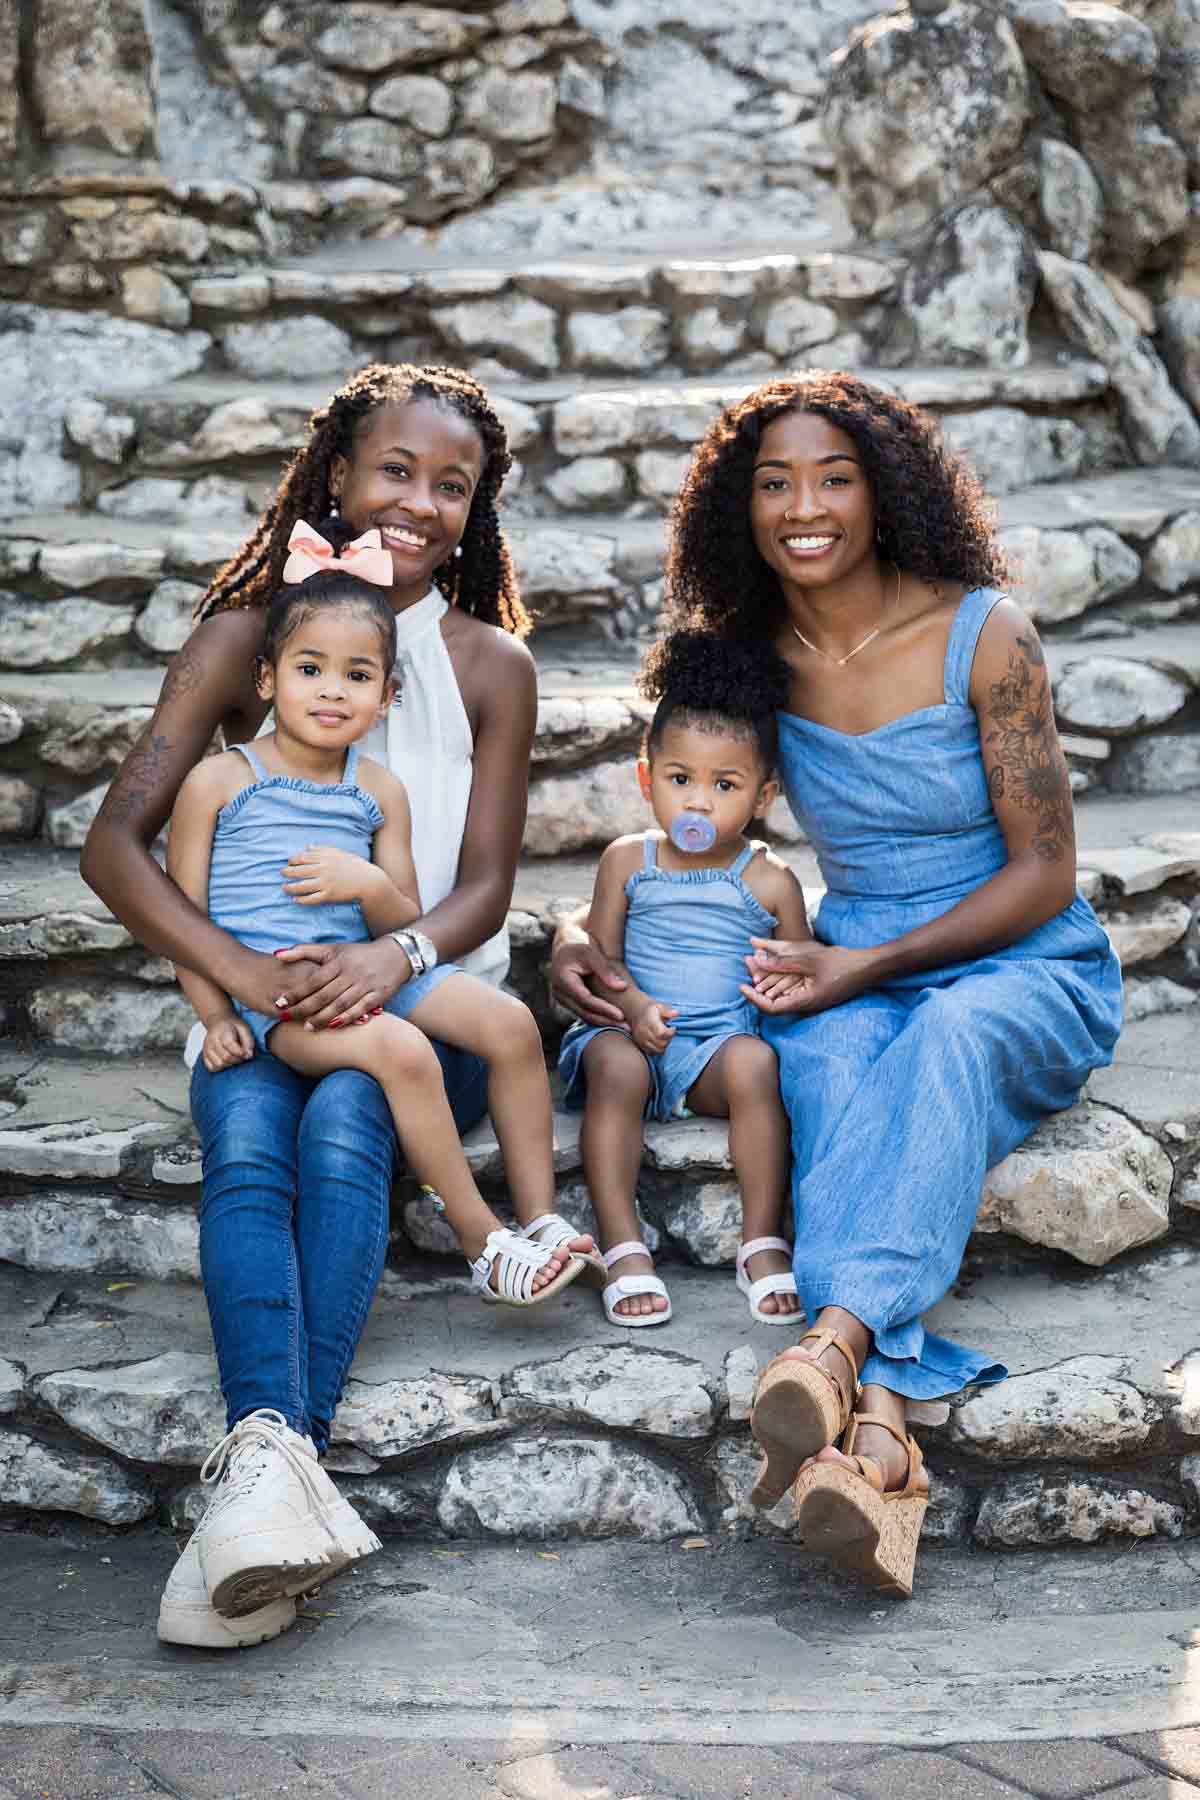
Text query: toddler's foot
740 1242 801 1318
603 1247 670 1321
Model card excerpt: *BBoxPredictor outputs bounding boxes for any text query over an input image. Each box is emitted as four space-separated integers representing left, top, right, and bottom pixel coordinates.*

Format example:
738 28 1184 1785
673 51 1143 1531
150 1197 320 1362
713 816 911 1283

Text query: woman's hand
550 933 629 1027
202 1014 255 1072
273 936 411 1030
741 939 875 1017
282 844 376 906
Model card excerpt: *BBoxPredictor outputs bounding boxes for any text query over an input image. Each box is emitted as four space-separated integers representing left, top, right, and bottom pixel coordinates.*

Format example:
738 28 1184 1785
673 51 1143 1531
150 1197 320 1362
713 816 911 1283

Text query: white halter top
361 586 509 986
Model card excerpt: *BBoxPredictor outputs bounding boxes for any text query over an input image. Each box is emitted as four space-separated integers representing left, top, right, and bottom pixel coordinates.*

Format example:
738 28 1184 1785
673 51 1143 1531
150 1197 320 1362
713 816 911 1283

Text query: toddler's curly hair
639 628 791 773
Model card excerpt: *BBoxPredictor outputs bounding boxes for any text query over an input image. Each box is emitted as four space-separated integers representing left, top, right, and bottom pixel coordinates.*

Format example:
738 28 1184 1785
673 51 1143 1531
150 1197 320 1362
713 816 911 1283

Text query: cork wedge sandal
748 1327 860 1508
791 1413 929 1598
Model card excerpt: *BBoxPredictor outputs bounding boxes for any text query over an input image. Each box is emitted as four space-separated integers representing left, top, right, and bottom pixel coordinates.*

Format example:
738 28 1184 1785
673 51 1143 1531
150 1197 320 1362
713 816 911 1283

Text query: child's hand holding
282 844 376 906
202 1014 255 1071
631 999 678 1055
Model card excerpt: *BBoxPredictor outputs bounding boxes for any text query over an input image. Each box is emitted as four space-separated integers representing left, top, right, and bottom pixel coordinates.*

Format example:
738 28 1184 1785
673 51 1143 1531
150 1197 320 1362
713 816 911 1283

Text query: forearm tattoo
95 728 174 828
983 633 1072 864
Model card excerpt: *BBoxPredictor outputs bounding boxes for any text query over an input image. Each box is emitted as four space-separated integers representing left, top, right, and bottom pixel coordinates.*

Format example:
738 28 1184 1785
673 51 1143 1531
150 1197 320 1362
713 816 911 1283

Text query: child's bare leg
579 1032 665 1321
404 976 595 1254
686 1035 799 1317
270 1016 571 1293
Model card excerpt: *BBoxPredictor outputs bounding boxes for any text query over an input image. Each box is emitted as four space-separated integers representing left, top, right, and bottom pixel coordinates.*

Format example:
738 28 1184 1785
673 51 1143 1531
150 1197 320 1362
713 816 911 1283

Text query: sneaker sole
203 1509 382 1618
157 1594 297 1650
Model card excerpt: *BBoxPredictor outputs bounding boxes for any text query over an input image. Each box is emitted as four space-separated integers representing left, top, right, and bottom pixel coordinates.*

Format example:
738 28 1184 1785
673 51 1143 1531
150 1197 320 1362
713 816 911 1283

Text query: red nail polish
273 949 286 957
330 1021 342 1030
372 1007 383 1015
279 1010 292 1022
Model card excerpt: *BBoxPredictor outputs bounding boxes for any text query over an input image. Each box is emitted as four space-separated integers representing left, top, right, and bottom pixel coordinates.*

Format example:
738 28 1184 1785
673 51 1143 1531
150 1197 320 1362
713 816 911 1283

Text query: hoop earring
329 497 341 519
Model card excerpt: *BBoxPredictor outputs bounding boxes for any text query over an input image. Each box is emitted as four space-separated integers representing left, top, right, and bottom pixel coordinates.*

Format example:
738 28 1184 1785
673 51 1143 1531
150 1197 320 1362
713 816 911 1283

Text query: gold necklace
790 563 900 668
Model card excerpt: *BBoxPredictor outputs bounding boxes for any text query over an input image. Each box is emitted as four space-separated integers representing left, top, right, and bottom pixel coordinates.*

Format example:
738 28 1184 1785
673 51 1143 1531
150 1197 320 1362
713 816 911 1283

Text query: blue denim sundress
208 741 457 1052
559 834 777 1120
765 585 1123 1401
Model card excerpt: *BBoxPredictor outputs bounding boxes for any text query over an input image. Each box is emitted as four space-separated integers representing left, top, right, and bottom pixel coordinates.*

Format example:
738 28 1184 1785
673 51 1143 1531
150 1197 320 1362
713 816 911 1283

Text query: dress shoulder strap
729 838 764 878
231 742 268 782
342 742 360 784
943 587 1007 706
643 834 659 871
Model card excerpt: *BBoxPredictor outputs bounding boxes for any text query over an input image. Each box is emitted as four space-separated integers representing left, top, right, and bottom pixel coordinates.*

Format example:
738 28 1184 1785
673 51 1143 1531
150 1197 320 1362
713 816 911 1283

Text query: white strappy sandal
602 1240 673 1328
520 1211 608 1286
469 1227 585 1307
736 1235 800 1327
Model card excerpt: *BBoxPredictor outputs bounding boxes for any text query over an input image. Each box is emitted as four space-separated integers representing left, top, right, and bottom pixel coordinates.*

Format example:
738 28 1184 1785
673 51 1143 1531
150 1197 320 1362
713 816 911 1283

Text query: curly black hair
638 627 791 773
663 370 1006 639
195 363 529 638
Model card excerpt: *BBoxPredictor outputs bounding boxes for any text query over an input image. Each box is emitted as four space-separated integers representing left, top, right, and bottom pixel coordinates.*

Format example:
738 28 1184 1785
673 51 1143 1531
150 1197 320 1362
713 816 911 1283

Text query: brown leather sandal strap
841 1413 926 1498
849 1412 908 1450
799 1328 860 1415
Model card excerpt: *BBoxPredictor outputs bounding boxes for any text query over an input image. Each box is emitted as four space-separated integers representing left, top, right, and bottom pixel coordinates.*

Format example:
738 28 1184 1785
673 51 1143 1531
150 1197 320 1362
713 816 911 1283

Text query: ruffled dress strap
943 587 1008 705
643 834 659 871
728 838 765 879
231 741 268 782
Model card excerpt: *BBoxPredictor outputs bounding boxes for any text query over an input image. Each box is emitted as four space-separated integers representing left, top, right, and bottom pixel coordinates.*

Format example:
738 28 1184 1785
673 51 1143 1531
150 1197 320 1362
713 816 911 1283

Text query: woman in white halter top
82 364 575 1649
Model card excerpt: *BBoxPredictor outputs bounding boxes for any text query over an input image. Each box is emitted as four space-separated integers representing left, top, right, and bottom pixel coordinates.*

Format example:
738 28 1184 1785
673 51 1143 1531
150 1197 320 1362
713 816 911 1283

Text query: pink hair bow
282 520 393 587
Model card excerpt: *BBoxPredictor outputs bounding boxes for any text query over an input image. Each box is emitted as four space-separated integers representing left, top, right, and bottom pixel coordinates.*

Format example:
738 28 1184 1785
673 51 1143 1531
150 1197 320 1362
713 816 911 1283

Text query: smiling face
330 397 485 600
749 409 877 589
258 604 394 753
638 717 777 857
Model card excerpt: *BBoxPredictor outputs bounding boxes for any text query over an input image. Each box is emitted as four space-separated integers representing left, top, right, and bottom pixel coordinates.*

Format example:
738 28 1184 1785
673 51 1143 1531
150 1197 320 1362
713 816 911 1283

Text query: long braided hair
195 363 529 637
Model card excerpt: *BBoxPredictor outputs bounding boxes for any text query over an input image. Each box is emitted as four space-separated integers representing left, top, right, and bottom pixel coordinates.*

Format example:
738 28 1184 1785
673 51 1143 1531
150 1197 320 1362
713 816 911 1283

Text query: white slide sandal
602 1239 673 1329
736 1235 800 1327
470 1227 585 1307
521 1211 608 1286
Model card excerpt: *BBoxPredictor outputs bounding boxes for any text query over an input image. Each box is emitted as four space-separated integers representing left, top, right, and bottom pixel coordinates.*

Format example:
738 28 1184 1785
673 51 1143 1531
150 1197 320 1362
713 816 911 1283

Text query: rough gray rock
949 1355 1156 1462
0 1360 23 1415
0 600 135 671
39 540 164 590
28 982 193 1053
534 691 647 769
0 1430 154 1524
1102 897 1192 967
121 268 192 329
0 776 41 838
1106 735 1200 793
942 409 1083 494
436 293 560 374
824 7 1031 240
1077 89 1190 273
1001 0 1157 110
45 785 110 851
1160 298 1200 417
901 205 1035 368
0 307 209 513
313 5 490 73
437 1436 704 1539
661 1181 743 1267
96 478 187 520
1038 254 1200 464
974 1474 1183 1546
1053 656 1191 735
525 758 646 854
544 456 629 509
1122 976 1199 1025
1036 137 1104 261
314 117 424 182
33 0 157 158
0 1119 160 1180
334 1373 497 1459
221 315 356 378
1147 511 1200 594
976 1101 1172 1266
758 295 839 359
566 308 671 373
507 522 621 612
462 68 557 142
36 1351 224 1466
371 74 455 137
501 1346 718 1438
1001 523 1140 624
135 580 204 656
41 706 153 776
0 1193 200 1282
635 449 691 504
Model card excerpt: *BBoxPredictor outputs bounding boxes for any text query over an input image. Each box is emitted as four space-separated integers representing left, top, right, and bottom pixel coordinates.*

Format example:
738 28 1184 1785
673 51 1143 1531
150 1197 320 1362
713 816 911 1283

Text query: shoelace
199 1409 331 1519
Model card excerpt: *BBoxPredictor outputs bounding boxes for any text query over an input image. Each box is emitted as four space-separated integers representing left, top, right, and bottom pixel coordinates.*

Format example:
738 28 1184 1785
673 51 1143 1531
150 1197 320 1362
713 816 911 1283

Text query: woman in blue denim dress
555 372 1122 1596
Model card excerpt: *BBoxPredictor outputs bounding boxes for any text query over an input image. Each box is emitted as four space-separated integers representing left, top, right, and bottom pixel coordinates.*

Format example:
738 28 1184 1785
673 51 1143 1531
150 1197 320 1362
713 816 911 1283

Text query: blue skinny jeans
190 1041 488 1453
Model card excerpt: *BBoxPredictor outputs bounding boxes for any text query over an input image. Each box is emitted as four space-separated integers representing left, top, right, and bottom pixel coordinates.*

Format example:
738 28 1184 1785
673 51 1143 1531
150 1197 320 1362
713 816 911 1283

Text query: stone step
3 461 1198 676
66 358 1116 520
0 1193 1197 1549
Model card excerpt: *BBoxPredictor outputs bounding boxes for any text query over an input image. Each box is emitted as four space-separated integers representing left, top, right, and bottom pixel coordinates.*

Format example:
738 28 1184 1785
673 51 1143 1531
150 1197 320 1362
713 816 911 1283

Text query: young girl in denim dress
559 632 809 1328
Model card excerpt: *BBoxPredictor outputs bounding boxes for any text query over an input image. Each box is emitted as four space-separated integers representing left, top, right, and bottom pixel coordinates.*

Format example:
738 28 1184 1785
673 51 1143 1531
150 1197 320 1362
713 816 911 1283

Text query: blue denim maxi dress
559 835 777 1119
207 740 456 1053
765 585 1123 1400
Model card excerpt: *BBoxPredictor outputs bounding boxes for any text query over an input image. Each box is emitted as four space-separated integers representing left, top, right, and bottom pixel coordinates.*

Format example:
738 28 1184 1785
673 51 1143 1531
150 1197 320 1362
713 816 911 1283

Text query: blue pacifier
670 811 717 854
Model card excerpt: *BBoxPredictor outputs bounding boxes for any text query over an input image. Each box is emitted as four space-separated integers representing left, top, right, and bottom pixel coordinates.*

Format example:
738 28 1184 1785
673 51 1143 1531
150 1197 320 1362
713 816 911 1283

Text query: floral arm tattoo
982 632 1072 865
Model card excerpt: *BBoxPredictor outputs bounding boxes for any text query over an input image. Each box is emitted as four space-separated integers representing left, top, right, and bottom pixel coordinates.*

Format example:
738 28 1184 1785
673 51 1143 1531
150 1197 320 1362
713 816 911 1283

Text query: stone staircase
2 228 1200 1558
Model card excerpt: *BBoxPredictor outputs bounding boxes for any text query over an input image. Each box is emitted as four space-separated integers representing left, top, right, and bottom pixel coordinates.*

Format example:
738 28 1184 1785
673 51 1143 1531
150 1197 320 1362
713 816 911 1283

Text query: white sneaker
196 1409 381 1618
157 1530 297 1650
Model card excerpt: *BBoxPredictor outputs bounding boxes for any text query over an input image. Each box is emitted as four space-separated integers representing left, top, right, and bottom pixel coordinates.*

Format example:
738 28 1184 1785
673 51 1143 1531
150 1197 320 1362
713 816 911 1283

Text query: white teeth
383 528 427 548
783 535 836 550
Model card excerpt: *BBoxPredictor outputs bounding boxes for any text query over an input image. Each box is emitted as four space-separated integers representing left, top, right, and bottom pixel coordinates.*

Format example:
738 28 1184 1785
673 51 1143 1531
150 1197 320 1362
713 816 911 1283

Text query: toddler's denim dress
206 741 456 1052
559 835 777 1120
